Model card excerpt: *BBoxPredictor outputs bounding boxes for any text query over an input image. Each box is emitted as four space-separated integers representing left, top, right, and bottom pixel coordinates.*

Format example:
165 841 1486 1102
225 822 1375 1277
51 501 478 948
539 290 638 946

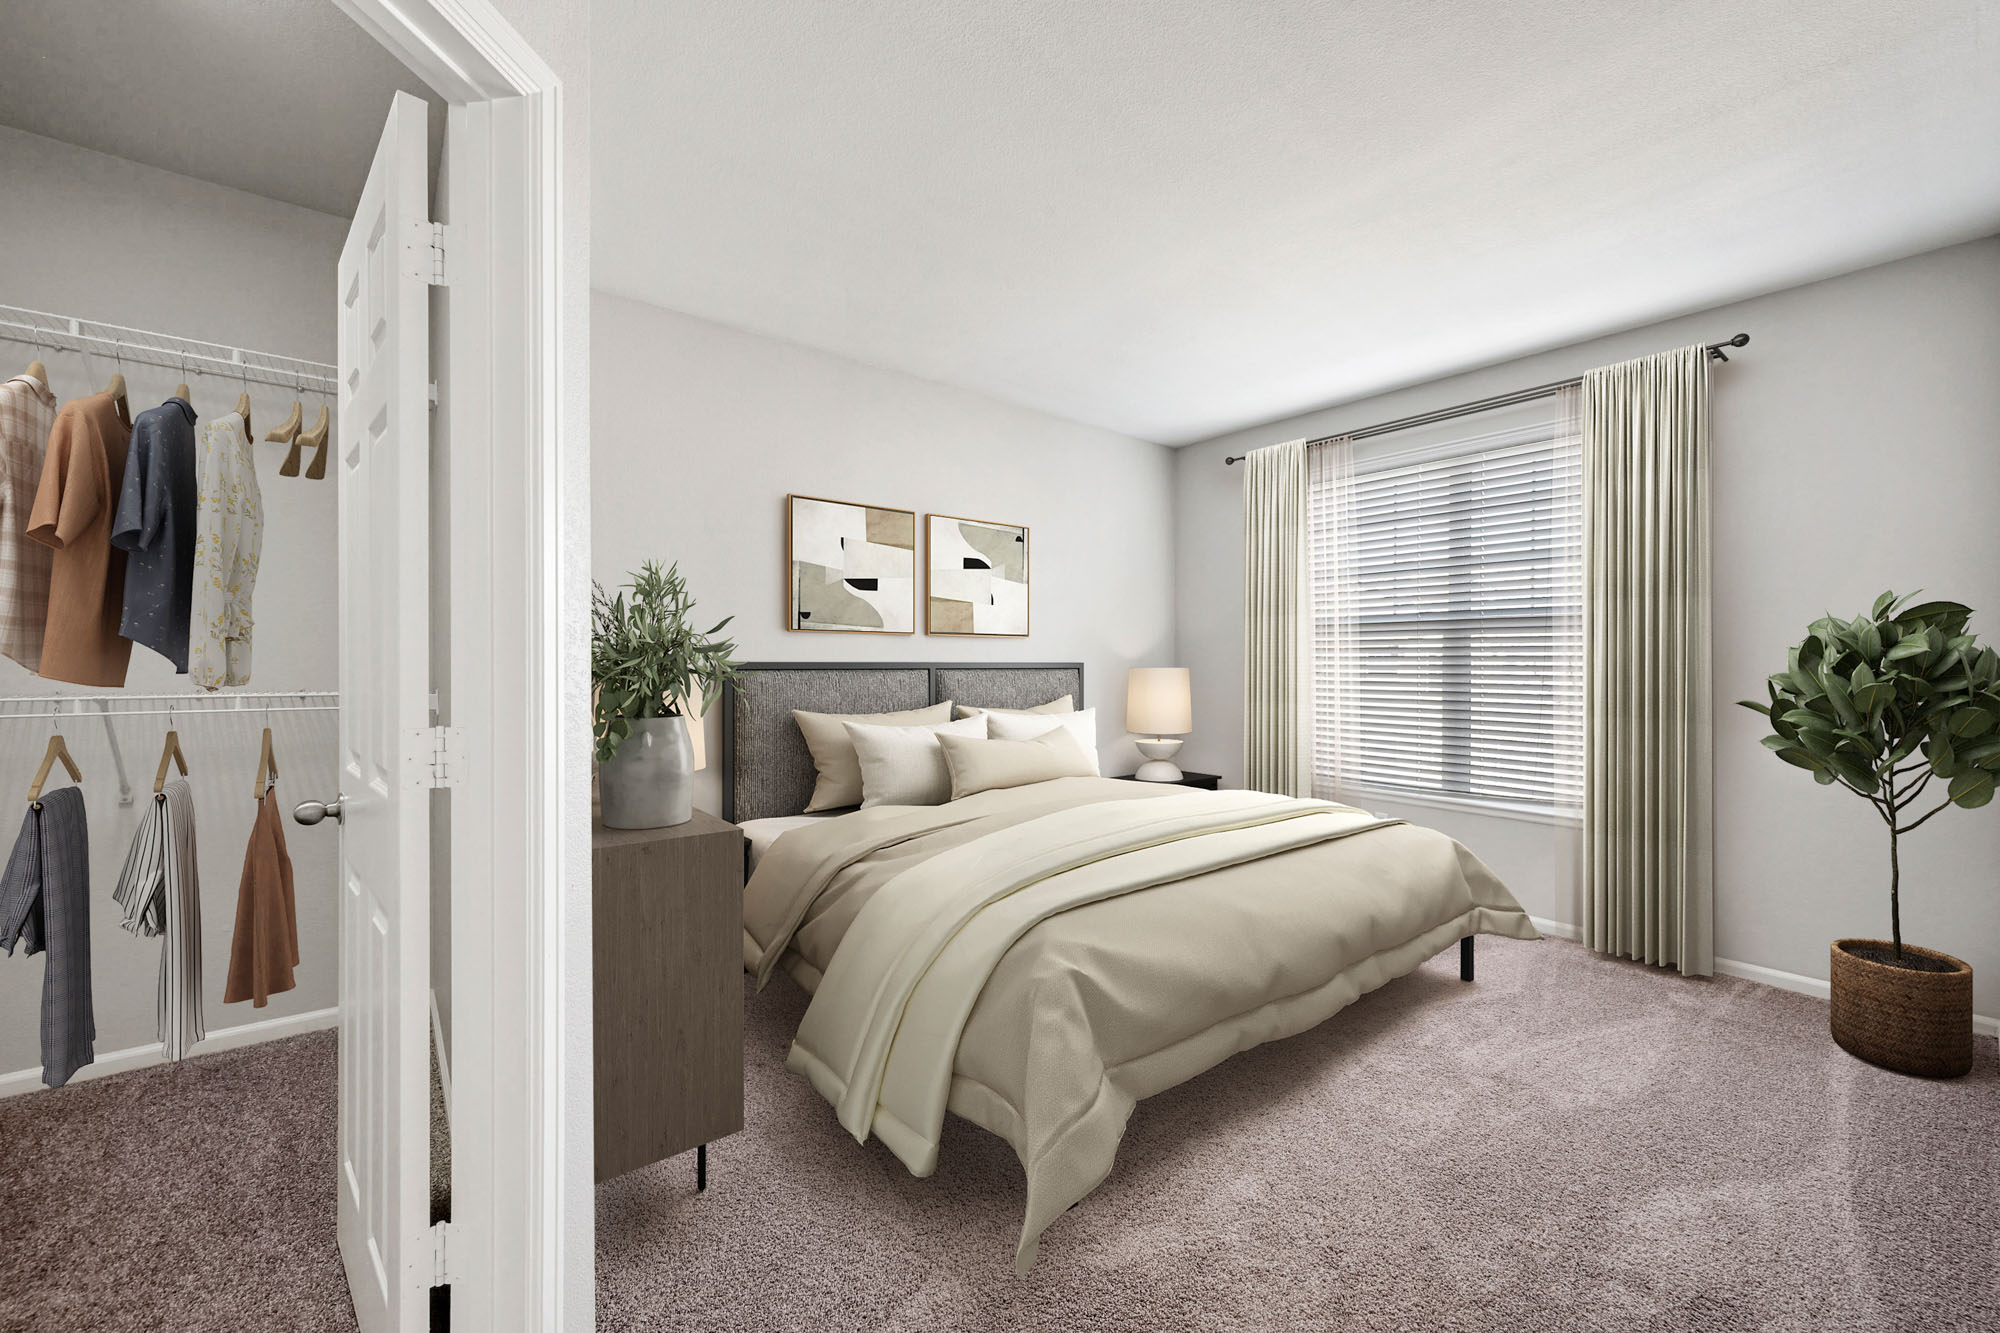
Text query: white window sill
1331 783 1581 829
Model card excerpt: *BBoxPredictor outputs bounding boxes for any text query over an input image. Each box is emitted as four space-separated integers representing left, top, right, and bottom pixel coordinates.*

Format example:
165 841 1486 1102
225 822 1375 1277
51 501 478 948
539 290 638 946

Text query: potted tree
592 561 744 829
1741 591 1997 1077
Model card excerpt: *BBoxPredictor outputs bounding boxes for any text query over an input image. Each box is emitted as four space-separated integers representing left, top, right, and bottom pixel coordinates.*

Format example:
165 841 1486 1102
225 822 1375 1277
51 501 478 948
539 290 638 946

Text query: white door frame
331 2 588 1329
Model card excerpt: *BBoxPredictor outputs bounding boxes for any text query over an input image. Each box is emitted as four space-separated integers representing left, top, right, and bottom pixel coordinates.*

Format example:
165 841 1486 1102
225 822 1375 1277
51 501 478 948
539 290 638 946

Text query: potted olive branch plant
1740 591 1997 1077
592 561 744 829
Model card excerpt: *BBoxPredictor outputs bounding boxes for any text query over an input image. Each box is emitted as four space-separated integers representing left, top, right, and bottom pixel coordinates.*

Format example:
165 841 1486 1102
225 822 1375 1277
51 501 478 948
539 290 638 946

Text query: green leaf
1854 616 1883 661
1884 636 1930 664
1948 768 1996 808
1737 699 1770 717
1929 731 1956 777
1947 706 1995 739
1819 668 1860 727
1823 751 1878 793
1871 590 1898 619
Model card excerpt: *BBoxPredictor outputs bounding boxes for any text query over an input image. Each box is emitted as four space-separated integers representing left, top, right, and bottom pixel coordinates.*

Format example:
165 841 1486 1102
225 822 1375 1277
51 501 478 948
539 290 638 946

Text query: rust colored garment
27 392 133 686
223 790 299 1007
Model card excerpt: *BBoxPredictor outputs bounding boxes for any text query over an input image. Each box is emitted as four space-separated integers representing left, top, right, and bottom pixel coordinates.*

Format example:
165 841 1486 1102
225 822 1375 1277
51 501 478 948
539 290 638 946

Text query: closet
0 296 343 1094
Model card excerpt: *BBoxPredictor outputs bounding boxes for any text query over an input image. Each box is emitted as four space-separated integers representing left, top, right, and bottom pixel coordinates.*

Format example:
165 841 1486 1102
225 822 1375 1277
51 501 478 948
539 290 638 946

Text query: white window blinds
1309 413 1582 811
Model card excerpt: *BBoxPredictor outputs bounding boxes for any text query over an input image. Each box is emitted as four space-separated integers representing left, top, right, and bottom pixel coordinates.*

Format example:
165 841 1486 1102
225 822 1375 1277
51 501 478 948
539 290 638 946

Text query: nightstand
591 808 745 1186
1110 770 1222 790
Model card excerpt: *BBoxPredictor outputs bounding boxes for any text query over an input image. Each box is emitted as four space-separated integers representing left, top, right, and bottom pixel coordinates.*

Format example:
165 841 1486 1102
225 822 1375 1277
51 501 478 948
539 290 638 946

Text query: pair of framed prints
785 493 1028 637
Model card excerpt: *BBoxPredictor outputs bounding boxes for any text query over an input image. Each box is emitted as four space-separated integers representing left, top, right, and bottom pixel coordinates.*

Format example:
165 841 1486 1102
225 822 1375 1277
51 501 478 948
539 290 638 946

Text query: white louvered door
331 90 433 1333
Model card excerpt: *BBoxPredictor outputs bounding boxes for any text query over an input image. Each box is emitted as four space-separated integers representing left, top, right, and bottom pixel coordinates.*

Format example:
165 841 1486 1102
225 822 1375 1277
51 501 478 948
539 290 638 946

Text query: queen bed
727 661 1538 1273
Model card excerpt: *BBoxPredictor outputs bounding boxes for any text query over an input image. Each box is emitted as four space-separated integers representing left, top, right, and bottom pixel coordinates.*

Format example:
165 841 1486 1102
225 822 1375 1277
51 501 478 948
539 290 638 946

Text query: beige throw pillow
794 702 954 811
985 707 1101 775
843 715 989 807
951 694 1074 720
939 727 1097 801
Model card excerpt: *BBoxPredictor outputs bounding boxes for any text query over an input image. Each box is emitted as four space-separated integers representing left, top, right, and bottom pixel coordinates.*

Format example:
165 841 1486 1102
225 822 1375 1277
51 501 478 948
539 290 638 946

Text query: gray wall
590 293 1180 814
1173 236 2000 1018
0 126 347 1077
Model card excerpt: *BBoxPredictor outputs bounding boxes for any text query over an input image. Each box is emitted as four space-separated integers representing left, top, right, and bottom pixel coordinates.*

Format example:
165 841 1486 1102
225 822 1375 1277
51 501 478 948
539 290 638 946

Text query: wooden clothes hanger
253 726 279 801
266 399 302 444
153 726 189 799
234 391 253 437
107 369 132 427
24 359 49 389
29 731 83 809
300 405 331 481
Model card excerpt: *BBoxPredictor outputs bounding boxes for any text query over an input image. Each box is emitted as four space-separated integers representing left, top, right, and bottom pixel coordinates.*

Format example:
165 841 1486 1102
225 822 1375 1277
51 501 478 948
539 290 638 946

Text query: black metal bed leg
697 1143 707 1192
1460 936 1474 982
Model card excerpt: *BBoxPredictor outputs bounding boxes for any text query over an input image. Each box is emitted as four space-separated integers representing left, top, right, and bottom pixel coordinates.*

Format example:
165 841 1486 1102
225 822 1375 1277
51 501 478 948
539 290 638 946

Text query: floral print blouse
188 412 263 689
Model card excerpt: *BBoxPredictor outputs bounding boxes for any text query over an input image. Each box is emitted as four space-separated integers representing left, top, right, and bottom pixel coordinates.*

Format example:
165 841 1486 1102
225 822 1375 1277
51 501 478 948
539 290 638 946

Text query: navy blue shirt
110 398 199 672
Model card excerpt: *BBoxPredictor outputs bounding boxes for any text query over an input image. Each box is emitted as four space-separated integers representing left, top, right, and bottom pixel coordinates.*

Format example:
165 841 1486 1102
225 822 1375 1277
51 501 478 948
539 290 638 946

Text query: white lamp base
1133 737 1185 783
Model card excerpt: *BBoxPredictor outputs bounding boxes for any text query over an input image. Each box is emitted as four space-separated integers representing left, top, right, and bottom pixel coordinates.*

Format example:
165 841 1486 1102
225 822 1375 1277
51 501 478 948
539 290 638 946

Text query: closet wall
0 125 345 1081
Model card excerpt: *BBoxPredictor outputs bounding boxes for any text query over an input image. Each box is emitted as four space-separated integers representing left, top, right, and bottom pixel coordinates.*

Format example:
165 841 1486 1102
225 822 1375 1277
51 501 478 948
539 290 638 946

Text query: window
1309 413 1582 812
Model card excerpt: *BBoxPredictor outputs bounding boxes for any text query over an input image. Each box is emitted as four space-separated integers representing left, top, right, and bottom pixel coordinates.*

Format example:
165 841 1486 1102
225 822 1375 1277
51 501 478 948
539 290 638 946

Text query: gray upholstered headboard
722 661 1085 822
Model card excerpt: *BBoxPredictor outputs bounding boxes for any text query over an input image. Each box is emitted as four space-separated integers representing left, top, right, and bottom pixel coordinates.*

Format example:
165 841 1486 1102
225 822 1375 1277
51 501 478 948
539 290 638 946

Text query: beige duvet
741 776 1538 1273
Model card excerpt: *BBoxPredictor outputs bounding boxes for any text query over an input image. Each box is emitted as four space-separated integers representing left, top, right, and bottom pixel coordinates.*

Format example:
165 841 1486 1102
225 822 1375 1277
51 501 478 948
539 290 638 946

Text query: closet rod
0 302 337 397
1222 334 1748 465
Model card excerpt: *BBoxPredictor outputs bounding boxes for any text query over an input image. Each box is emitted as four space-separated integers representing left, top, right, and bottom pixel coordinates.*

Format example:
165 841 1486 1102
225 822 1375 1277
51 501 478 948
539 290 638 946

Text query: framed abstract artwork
925 513 1030 637
786 494 917 634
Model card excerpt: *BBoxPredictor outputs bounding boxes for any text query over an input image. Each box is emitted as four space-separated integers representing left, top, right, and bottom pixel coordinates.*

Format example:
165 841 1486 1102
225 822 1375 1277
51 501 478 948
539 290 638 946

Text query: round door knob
294 797 343 826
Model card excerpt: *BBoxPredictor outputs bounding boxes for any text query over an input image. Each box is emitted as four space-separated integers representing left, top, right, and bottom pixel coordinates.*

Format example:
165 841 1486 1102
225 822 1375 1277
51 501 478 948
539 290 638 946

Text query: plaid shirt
0 375 57 671
1 787 95 1087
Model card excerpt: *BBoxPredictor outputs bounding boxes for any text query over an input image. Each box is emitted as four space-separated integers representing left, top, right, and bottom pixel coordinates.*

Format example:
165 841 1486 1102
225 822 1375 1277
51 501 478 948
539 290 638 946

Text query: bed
727 661 1539 1273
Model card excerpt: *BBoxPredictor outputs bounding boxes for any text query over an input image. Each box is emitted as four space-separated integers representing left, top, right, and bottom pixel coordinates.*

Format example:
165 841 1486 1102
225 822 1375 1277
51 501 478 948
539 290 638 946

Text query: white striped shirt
112 778 205 1060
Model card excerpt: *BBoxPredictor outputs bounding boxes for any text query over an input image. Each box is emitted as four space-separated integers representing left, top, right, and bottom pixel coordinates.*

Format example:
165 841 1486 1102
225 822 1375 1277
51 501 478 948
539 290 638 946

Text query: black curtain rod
1223 333 1748 465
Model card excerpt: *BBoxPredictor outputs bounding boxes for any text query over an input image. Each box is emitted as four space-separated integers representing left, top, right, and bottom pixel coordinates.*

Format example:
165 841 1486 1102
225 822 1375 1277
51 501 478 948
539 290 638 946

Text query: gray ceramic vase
599 715 695 829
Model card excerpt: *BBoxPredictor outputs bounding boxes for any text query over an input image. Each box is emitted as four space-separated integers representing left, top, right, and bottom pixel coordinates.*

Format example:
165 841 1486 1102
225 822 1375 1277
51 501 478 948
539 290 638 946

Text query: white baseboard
1530 915 1580 941
0 1005 340 1100
430 986 452 1127
1526 917 1999 1038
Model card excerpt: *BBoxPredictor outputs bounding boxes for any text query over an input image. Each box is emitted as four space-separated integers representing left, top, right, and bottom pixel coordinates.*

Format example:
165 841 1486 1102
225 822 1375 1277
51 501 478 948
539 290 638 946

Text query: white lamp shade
1126 667 1192 736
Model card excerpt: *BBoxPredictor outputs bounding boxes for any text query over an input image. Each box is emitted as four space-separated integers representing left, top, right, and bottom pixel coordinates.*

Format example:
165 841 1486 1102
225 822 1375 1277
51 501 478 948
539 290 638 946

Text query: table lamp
1126 667 1192 782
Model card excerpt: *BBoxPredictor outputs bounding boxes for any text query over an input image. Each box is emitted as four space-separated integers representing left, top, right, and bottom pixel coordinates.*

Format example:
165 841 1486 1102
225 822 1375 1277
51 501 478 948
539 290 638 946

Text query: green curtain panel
1242 439 1312 796
1581 346 1715 976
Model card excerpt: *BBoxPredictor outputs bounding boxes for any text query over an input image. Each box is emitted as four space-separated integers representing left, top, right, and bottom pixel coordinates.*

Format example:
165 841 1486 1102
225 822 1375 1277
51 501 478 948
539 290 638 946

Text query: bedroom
586 3 1996 1329
0 2 1994 1331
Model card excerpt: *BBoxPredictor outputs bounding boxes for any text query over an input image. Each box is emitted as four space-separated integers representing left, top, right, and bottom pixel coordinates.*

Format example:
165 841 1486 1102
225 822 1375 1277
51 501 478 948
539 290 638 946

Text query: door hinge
407 725 463 789
431 1219 454 1287
405 219 449 286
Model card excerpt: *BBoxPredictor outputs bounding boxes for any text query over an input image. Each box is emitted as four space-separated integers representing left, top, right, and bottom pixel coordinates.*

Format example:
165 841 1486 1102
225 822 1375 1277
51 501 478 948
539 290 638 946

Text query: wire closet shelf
0 303 337 398
0 691 340 720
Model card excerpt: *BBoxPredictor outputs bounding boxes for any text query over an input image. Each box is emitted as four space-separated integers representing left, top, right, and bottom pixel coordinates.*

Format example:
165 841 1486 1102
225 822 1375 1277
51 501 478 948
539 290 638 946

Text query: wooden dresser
591 808 745 1185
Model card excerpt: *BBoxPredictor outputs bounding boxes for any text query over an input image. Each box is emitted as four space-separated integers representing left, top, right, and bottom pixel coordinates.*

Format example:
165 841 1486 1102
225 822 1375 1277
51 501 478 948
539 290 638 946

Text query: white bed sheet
739 812 842 874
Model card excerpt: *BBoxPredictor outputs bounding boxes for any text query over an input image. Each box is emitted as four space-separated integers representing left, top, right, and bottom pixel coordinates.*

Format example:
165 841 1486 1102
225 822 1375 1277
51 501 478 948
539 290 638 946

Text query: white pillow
794 702 954 812
842 715 989 807
985 707 1100 775
939 728 1096 800
952 694 1074 721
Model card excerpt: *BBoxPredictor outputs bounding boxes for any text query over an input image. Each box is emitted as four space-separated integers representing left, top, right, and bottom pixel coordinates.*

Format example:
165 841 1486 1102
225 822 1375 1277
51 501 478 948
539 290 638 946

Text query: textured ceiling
593 0 2000 444
0 0 444 217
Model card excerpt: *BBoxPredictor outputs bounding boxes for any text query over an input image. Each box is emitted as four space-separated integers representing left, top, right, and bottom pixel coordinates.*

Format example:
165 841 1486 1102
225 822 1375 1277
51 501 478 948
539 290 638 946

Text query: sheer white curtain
1307 437 1356 800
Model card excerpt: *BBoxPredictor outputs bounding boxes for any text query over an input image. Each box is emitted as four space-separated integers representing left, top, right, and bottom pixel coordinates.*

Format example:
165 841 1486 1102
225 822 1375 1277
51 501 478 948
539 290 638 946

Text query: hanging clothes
0 374 58 672
112 778 204 1060
0 787 94 1087
26 391 132 687
110 397 200 674
188 410 263 690
223 786 297 1007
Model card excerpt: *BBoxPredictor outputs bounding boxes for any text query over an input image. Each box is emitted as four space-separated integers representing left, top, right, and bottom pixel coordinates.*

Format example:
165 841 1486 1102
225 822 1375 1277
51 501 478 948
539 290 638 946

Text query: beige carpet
596 937 2000 1332
3 938 1995 1331
0 1029 352 1333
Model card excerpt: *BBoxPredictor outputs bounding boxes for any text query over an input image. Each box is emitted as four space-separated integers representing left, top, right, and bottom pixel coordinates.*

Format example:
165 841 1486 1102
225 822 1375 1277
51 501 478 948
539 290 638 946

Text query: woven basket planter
1829 939 1973 1078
